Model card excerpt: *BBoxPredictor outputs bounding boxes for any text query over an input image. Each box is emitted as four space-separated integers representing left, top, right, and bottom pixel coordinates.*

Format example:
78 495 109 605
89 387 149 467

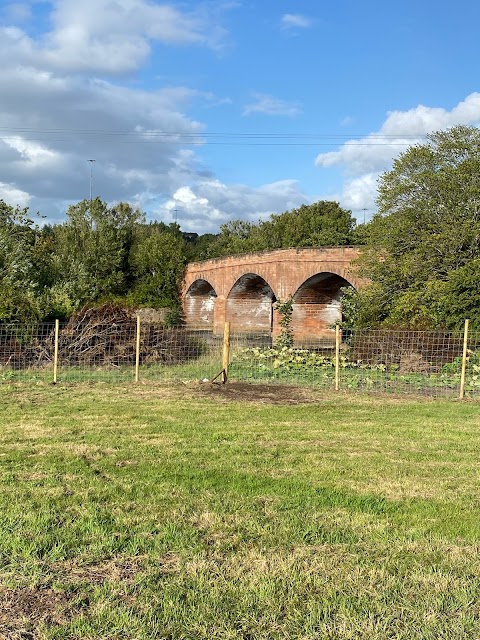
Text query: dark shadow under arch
227 273 276 332
292 272 354 343
293 272 353 304
184 279 217 327
228 273 276 302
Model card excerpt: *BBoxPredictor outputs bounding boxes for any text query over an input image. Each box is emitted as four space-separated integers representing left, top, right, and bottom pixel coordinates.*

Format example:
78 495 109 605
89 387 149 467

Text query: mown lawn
1 382 480 639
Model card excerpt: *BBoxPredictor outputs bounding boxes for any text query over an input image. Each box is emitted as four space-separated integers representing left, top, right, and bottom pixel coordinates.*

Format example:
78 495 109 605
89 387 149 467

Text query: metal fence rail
0 320 478 398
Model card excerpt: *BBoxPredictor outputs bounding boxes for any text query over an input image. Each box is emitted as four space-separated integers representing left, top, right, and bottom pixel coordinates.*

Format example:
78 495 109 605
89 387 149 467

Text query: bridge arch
227 273 276 332
291 272 354 341
184 278 217 327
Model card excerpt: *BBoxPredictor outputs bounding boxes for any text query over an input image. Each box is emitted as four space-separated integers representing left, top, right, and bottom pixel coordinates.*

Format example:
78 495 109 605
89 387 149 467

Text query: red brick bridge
182 247 363 341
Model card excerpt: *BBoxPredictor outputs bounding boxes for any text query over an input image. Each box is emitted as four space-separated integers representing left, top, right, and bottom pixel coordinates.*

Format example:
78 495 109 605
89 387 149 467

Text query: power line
0 126 429 138
0 126 428 147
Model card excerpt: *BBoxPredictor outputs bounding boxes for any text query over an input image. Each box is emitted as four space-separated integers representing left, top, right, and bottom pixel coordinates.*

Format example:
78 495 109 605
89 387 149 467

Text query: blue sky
1 0 479 231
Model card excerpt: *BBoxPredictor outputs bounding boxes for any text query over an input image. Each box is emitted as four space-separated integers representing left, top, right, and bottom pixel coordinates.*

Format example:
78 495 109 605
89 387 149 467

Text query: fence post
459 319 470 400
53 319 59 384
335 323 340 391
222 322 230 384
135 314 141 383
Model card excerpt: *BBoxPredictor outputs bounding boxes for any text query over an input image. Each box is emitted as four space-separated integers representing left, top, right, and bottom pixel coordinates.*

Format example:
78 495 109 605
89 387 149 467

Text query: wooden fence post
459 319 470 400
135 314 141 383
335 324 340 392
222 322 231 384
53 319 59 384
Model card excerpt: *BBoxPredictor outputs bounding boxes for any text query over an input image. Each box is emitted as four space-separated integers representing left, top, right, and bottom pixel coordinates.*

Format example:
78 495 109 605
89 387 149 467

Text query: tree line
0 197 359 323
3 124 479 329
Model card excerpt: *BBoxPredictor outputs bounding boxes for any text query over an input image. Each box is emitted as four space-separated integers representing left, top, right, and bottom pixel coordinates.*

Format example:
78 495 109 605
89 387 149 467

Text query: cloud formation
164 179 312 232
0 1 317 232
316 93 480 217
243 93 302 117
1 0 229 74
0 1 236 228
280 13 312 30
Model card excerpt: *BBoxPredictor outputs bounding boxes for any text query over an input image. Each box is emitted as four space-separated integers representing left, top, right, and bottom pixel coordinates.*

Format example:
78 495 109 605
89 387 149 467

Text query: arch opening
227 273 276 332
185 279 217 327
292 273 353 342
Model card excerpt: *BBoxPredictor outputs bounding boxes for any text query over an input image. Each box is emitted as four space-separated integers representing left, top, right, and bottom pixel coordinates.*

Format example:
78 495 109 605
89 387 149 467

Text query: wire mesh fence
228 326 480 398
0 320 479 398
0 322 223 384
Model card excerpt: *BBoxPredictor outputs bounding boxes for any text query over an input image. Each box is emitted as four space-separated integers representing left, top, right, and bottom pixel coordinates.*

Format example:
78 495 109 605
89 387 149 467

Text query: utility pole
174 207 178 225
88 159 96 202
362 208 368 225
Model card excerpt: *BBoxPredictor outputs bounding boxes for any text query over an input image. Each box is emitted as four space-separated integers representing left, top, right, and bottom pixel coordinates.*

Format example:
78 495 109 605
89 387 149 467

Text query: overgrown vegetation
274 297 294 348
350 125 480 330
2 384 480 638
209 200 358 257
230 341 480 394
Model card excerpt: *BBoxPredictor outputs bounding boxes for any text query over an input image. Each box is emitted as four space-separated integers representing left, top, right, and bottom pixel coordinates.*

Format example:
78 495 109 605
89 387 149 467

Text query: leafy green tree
128 226 187 310
210 201 356 257
259 201 354 248
356 125 480 329
184 233 219 261
0 201 41 321
53 199 143 309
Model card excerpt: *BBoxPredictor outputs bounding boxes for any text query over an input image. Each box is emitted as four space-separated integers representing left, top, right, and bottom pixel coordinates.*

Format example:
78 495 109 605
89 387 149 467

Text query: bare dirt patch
195 381 320 404
0 586 70 639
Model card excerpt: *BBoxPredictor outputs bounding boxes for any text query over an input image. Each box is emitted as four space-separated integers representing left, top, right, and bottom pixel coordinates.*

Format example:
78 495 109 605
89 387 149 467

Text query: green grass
1 383 480 638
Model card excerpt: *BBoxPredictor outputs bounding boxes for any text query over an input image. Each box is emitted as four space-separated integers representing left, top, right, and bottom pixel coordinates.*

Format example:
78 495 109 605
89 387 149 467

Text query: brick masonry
183 246 364 340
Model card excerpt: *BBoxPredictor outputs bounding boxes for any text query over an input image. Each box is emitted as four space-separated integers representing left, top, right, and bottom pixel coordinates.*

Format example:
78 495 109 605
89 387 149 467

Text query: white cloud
243 93 302 117
164 179 312 232
315 93 480 218
0 0 231 74
0 2 314 233
0 182 31 209
281 13 312 30
0 62 209 215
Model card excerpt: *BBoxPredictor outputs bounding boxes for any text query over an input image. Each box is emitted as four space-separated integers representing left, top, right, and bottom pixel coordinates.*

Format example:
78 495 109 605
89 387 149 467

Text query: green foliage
0 200 41 322
274 297 294 348
128 225 186 310
357 125 480 329
233 345 335 375
184 232 219 261
53 199 143 305
0 197 192 322
210 201 356 257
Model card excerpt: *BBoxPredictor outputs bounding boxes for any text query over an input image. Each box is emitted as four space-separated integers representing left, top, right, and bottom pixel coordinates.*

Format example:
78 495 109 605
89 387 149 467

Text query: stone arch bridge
183 247 363 342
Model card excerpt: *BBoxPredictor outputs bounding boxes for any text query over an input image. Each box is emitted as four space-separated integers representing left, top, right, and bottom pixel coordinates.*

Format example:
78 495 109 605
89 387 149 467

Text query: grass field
1 382 480 639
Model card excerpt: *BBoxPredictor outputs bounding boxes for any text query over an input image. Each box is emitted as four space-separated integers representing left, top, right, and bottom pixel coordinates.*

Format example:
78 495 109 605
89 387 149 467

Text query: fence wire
228 328 480 398
0 321 479 398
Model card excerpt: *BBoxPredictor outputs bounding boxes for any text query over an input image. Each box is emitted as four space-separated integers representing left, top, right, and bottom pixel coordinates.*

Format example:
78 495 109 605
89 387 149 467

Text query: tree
128 226 187 311
0 200 41 321
356 125 480 328
210 201 356 257
53 199 143 309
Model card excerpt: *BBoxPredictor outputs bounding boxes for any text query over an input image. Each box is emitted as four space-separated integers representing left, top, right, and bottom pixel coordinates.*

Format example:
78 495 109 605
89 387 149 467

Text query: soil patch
0 586 70 639
195 381 319 404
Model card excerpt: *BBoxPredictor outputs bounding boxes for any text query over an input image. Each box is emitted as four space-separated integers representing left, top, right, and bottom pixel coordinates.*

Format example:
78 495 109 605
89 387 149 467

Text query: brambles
0 303 207 369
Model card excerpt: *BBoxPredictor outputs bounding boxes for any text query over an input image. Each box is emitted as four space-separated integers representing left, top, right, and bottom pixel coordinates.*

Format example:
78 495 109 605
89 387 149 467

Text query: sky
1 0 480 233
